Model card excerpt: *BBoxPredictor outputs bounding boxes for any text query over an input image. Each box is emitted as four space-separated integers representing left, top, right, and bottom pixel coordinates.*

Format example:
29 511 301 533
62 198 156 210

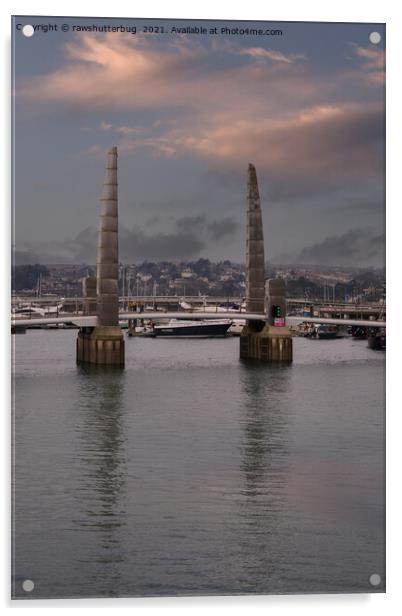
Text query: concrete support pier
77 326 125 365
77 146 124 366
240 323 293 361
240 164 293 362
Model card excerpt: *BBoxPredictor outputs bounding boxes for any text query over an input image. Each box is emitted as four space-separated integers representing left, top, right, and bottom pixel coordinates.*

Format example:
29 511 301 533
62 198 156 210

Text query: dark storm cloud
176 213 239 239
119 227 206 261
13 250 48 266
242 103 384 203
14 215 240 264
73 227 98 261
121 215 239 259
176 215 207 233
13 228 99 265
207 217 239 240
297 228 385 266
14 227 204 264
366 233 385 260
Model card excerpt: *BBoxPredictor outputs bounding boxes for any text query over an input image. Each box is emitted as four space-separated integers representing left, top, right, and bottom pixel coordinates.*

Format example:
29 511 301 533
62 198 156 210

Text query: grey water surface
12 331 385 599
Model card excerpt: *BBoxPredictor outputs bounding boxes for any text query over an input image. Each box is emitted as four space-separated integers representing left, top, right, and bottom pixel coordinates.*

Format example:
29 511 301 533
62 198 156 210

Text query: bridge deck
11 311 386 328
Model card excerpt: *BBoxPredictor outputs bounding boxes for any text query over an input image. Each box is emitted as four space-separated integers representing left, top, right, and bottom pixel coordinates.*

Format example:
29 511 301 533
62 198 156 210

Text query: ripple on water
12 329 385 598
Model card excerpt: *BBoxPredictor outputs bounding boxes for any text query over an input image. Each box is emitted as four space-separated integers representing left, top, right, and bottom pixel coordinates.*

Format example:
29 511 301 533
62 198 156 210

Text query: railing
11 311 386 330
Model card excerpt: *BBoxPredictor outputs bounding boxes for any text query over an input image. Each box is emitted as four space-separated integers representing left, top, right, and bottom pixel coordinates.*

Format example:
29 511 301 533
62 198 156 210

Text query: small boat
367 330 386 350
228 320 245 336
295 322 316 337
12 306 45 318
150 319 232 338
316 324 341 339
11 325 26 334
179 300 193 310
350 326 368 339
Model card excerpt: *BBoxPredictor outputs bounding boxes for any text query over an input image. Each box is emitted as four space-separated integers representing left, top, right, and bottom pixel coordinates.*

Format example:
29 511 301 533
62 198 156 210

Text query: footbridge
12 148 385 364
11 310 386 330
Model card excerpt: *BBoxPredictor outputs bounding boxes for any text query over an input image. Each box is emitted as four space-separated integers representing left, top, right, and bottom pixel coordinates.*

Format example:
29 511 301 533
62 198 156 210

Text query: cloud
14 227 99 264
14 215 240 264
17 34 237 110
296 228 385 266
13 250 49 266
176 215 207 233
341 44 385 87
16 33 385 204
353 44 384 71
15 33 325 115
101 122 144 135
115 126 143 135
186 102 382 184
119 227 205 261
120 214 239 261
113 101 384 200
207 217 238 240
100 121 112 130
237 47 306 63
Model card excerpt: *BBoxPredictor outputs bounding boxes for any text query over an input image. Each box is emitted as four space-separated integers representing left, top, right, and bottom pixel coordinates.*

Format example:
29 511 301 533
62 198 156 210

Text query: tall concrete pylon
97 146 119 326
240 163 293 361
76 147 124 366
245 163 265 314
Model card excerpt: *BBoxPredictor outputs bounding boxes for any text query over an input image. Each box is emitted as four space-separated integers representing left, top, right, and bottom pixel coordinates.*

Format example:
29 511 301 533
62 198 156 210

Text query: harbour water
12 331 385 598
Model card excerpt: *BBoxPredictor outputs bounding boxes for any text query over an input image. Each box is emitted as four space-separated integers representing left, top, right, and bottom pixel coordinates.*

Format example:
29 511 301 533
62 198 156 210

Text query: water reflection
74 365 127 597
12 332 385 597
237 363 291 590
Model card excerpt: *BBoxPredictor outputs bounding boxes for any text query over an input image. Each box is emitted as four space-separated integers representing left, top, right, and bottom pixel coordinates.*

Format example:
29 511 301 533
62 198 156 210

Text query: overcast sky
13 17 385 267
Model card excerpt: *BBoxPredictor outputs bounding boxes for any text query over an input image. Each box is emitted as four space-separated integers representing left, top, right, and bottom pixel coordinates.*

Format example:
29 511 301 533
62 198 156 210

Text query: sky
12 17 385 267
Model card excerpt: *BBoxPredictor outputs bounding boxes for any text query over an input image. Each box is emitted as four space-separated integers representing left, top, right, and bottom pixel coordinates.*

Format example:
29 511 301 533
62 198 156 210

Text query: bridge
12 295 386 318
12 148 385 365
11 312 386 330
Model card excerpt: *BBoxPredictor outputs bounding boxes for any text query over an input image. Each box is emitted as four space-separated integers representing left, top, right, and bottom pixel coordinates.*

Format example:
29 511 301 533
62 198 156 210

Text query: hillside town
12 259 386 304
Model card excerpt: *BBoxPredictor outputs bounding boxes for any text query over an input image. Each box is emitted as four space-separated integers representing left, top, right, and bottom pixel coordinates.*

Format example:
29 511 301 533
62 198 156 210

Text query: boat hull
154 321 231 338
317 332 339 339
367 334 386 350
316 325 343 339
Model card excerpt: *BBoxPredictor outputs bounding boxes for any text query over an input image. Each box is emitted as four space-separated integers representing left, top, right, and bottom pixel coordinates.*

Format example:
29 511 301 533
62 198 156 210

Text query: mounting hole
369 573 381 587
22 25 35 37
369 31 381 45
22 579 34 592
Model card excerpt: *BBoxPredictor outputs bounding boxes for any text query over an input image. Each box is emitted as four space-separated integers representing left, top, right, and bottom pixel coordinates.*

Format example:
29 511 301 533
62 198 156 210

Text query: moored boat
316 324 341 339
228 319 245 336
151 319 232 338
367 330 386 350
350 326 368 339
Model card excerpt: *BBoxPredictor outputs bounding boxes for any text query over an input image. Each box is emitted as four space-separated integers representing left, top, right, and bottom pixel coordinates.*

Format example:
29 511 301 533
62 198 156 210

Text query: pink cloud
18 33 199 108
340 44 385 87
353 44 385 70
16 33 321 114
18 34 384 198
111 101 383 197
238 46 306 63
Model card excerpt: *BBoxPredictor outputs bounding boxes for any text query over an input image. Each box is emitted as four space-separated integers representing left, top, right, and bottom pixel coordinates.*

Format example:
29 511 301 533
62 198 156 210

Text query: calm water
12 331 385 599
